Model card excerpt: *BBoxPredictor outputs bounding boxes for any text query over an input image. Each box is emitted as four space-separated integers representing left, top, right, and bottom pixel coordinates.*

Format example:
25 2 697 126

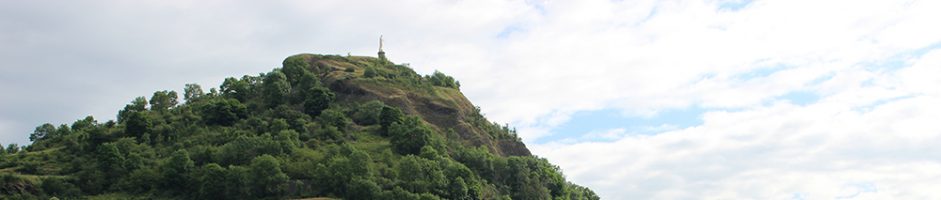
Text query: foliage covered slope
0 54 599 200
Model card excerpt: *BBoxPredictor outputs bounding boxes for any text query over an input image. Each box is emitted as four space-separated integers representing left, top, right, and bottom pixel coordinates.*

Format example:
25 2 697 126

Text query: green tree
456 147 496 180
218 135 283 166
396 155 446 194
6 144 19 154
303 87 335 116
150 90 179 111
389 116 433 155
118 166 160 193
30 123 56 142
348 150 374 178
292 72 322 103
379 106 404 135
274 130 300 154
161 150 195 194
221 77 252 102
41 178 81 198
201 99 248 126
364 67 379 78
317 109 351 131
97 143 127 185
128 97 148 111
117 97 147 123
124 111 152 137
419 145 440 160
351 100 385 125
183 83 205 102
71 116 98 131
263 70 291 107
250 154 289 198
198 163 227 199
282 55 312 86
501 157 556 200
382 187 423 200
426 70 459 89
447 177 469 200
346 178 381 200
225 165 253 200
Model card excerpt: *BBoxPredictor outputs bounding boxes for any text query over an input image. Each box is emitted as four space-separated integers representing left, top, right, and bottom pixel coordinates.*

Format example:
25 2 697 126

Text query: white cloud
433 0 941 142
533 50 941 198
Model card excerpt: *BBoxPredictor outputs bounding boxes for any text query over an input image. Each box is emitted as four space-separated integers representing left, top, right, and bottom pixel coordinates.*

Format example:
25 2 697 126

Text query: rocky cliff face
295 54 531 156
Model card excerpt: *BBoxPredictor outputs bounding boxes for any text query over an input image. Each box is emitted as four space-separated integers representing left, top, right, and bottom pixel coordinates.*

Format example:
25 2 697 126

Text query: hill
0 53 598 199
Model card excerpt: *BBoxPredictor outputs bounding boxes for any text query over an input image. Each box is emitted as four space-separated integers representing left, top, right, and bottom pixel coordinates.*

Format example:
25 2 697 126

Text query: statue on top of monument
378 35 387 61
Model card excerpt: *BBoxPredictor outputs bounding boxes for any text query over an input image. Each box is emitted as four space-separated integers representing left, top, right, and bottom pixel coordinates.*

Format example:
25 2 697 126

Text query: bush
41 178 80 198
425 70 459 89
388 117 433 155
303 87 335 116
317 109 351 131
351 100 385 125
201 99 248 126
124 111 153 136
218 135 284 166
263 70 291 107
396 155 446 194
378 106 404 136
364 67 379 78
346 178 381 200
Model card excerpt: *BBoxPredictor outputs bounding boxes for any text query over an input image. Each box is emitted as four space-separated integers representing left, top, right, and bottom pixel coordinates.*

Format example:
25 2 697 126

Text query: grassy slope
312 54 531 156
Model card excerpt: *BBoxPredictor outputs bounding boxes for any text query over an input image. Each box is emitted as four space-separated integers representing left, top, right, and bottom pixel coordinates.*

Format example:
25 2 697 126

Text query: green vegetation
0 54 598 199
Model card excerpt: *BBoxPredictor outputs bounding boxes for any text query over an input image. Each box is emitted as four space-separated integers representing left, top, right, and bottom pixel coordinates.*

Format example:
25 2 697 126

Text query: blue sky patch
536 106 707 143
496 25 524 39
853 95 915 113
835 182 878 199
718 0 754 11
864 42 941 72
790 192 806 200
525 0 548 15
641 5 659 24
809 72 835 85
779 90 820 106
733 64 790 80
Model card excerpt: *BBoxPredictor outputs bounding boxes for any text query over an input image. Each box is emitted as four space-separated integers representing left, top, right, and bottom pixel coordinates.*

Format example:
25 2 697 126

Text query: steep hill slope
300 54 531 157
0 53 598 200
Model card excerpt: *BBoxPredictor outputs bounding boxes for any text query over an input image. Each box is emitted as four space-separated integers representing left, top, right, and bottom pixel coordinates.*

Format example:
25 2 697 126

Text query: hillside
0 53 598 200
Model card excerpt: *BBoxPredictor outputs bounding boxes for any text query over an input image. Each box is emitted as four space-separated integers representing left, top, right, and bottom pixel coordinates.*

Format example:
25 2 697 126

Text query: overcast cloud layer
2 0 940 199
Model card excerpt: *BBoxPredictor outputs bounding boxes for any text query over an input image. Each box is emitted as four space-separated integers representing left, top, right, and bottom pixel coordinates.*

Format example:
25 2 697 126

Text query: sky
2 0 941 199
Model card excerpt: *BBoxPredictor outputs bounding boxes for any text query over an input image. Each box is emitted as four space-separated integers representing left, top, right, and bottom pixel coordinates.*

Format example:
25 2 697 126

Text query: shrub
389 117 433 155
